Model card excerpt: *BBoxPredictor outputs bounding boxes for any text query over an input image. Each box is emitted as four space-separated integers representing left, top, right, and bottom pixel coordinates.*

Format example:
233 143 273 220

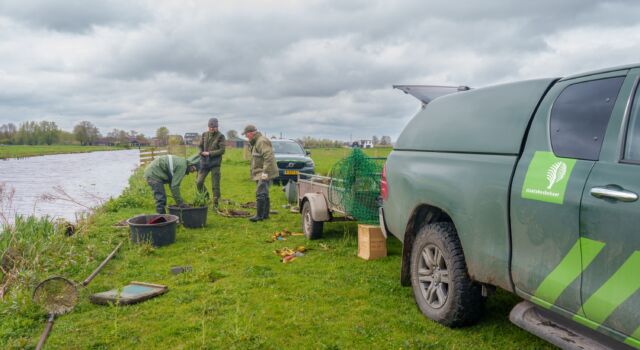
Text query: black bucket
168 206 208 228
127 214 178 247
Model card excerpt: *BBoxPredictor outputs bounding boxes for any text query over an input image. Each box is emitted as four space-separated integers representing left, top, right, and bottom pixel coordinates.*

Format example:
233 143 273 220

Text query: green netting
328 148 385 224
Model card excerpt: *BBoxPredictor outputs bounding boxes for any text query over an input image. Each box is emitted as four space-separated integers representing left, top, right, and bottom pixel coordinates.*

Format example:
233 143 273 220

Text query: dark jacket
198 131 226 168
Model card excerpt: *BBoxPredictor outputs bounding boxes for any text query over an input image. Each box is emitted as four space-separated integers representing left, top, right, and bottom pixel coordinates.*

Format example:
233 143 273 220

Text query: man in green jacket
144 154 199 214
243 124 278 222
197 117 226 208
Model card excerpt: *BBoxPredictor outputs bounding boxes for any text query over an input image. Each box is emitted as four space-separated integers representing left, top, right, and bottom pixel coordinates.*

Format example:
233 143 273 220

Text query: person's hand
201 151 210 156
260 173 268 180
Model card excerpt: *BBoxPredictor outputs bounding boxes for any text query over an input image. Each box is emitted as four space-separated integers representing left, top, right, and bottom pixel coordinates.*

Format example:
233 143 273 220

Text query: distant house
352 140 373 148
150 137 161 147
95 137 115 146
128 136 149 148
184 132 199 145
225 136 246 148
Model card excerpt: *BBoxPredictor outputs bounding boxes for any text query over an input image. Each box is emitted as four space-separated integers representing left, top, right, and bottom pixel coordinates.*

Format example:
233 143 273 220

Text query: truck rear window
550 76 625 160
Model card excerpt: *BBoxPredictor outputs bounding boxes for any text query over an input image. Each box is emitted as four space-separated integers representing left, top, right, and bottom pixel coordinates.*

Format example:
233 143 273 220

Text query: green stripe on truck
625 326 640 348
578 251 640 329
533 238 605 308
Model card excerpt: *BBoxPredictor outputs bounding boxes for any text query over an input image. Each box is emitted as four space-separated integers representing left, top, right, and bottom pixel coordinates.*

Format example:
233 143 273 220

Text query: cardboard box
358 224 387 260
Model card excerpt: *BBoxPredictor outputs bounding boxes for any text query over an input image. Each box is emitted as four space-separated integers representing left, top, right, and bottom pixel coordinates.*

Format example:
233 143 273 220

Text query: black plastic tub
127 214 178 247
168 206 208 228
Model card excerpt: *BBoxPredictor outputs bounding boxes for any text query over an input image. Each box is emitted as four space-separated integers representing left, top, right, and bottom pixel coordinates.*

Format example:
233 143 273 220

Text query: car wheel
410 222 484 327
302 201 323 240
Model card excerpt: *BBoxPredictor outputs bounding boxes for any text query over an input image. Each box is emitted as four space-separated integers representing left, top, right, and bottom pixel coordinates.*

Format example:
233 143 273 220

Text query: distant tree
7 121 55 145
0 123 17 144
39 121 60 145
117 130 129 145
105 129 117 145
107 128 133 145
58 130 76 144
156 126 169 146
21 121 34 144
380 136 392 146
168 134 184 146
372 136 379 145
227 130 238 139
296 136 343 148
17 121 35 144
73 121 100 145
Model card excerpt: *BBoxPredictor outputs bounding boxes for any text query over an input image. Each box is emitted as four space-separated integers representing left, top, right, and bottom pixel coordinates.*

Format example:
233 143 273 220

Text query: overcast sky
1 0 640 141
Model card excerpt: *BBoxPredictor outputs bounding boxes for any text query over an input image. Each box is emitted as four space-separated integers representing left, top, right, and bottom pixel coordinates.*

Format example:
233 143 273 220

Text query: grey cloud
0 0 150 32
1 0 640 141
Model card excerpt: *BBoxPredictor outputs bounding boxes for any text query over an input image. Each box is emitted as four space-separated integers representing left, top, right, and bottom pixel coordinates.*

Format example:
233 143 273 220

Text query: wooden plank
140 150 168 155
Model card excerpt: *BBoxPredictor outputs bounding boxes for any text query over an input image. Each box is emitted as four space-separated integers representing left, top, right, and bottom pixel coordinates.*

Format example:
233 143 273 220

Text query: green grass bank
0 145 124 159
0 148 552 349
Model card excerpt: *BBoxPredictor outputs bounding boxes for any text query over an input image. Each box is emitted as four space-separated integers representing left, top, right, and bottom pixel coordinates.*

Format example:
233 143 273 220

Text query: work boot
263 197 270 219
249 198 265 222
213 197 219 210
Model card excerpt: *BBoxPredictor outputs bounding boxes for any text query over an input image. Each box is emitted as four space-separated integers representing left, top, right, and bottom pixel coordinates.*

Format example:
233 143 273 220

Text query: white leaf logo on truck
546 161 567 189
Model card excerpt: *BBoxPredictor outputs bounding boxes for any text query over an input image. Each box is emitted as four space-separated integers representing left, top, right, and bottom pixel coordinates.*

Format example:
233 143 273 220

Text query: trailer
296 173 350 239
296 156 384 239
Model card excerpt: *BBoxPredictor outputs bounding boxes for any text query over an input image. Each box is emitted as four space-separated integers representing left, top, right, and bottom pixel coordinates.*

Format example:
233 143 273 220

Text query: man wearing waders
144 154 199 214
197 117 226 208
242 124 278 222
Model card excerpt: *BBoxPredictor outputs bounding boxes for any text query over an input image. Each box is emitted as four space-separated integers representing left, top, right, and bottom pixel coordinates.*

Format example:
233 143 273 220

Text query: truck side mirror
306 150 311 156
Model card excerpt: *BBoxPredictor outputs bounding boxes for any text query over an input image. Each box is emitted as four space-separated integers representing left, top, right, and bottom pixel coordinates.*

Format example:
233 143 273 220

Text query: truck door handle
590 187 638 202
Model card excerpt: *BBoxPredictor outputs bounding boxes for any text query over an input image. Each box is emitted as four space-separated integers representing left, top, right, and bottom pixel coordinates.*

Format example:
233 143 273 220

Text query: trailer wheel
410 222 484 327
302 201 323 240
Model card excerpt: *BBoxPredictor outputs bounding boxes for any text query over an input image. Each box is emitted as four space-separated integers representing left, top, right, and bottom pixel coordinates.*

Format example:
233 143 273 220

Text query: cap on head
186 154 201 172
208 118 218 128
242 124 257 135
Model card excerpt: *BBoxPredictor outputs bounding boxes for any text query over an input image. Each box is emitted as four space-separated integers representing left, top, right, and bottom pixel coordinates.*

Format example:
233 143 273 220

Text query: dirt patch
112 219 129 228
217 209 252 218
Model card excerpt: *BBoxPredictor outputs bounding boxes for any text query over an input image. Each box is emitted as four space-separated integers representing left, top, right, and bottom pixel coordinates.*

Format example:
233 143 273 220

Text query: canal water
0 150 139 224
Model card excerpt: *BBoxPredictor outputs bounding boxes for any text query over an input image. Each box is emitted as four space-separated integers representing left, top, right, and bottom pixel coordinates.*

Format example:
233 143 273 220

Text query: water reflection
0 150 139 223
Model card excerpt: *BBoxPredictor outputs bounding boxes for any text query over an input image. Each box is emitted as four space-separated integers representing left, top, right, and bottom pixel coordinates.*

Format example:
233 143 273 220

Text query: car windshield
272 141 304 155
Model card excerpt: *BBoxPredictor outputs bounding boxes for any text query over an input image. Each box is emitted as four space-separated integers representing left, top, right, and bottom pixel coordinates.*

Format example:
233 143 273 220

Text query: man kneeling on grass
144 154 200 214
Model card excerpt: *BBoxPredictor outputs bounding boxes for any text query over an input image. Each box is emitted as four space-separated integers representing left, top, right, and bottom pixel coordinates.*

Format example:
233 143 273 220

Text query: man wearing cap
144 154 200 214
197 117 226 208
243 124 278 222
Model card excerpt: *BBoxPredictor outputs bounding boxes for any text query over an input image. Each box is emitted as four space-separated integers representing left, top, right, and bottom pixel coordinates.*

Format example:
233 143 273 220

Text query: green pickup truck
381 64 640 349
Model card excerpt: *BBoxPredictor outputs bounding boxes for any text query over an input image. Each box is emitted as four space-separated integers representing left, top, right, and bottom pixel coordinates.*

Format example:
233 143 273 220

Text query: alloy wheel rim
417 244 450 309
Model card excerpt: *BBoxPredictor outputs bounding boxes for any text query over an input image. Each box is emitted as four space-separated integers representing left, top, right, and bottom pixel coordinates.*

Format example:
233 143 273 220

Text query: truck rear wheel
410 222 484 327
302 201 323 240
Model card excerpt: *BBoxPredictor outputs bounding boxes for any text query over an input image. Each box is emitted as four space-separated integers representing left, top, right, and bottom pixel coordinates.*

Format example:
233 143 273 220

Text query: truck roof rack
393 85 471 106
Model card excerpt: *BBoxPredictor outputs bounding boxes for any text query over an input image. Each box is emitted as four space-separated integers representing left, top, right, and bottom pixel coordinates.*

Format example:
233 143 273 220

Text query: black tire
410 222 484 327
302 201 323 240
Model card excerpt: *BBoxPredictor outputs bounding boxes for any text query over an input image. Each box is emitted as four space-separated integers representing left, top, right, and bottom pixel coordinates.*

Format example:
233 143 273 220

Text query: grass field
0 148 553 349
0 145 124 159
